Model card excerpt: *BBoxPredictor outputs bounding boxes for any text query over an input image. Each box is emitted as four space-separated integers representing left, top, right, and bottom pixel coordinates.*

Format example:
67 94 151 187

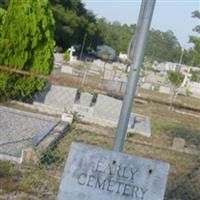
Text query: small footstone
172 137 185 152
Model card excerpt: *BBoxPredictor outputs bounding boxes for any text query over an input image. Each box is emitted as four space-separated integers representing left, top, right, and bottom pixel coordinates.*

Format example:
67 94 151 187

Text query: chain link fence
0 65 200 200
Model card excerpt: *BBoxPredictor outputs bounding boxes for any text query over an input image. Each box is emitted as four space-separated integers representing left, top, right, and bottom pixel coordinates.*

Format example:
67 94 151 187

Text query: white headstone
57 142 170 200
61 65 73 74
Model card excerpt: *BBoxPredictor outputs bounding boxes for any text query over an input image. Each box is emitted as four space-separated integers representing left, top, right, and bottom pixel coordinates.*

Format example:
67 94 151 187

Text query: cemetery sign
57 142 169 200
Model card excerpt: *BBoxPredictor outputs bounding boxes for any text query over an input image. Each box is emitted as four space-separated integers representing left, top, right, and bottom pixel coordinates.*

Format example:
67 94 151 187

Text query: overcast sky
82 0 200 49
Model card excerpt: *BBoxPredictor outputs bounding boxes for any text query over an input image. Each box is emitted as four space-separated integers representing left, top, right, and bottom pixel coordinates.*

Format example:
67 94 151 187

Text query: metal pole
113 0 156 152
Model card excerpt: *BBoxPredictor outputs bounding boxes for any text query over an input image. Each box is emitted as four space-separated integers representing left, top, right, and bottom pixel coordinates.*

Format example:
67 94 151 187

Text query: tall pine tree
0 0 55 100
189 10 200 67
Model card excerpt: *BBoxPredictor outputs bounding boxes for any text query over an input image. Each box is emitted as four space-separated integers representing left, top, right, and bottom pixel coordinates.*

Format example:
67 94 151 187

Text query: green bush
64 50 70 62
0 0 55 100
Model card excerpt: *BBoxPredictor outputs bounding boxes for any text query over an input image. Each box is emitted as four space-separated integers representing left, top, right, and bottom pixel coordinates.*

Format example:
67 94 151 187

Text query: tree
96 19 135 55
145 29 181 63
167 71 184 111
0 8 6 35
190 70 200 82
187 10 200 67
50 0 97 51
95 18 181 61
0 0 55 100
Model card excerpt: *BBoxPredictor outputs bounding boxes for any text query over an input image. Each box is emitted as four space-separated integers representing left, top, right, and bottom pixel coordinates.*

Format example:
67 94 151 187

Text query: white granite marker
57 142 170 200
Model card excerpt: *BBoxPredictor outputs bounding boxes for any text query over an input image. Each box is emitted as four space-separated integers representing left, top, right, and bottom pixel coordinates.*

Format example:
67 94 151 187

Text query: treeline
0 0 199 66
49 0 182 63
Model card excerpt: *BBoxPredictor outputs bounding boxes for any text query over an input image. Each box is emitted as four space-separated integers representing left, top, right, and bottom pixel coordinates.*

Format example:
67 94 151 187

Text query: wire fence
0 65 200 200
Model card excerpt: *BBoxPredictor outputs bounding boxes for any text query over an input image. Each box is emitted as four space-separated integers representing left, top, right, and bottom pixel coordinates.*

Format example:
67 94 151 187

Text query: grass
164 122 200 147
139 88 200 110
0 102 200 199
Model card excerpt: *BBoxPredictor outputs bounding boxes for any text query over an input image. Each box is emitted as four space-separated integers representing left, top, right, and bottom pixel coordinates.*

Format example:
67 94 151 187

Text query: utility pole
113 0 156 152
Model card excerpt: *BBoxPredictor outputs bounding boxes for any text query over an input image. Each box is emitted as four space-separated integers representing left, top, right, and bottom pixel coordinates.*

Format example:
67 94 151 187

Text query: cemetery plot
57 142 169 200
0 106 59 160
79 94 151 137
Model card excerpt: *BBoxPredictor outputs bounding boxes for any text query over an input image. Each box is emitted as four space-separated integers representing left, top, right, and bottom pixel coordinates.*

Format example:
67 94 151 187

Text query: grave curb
36 121 70 153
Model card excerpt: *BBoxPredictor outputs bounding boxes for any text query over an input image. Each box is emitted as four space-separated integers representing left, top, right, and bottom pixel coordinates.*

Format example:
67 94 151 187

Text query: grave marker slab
80 92 93 107
172 137 185 152
159 86 170 94
93 94 122 122
61 65 73 74
57 142 170 200
37 85 77 112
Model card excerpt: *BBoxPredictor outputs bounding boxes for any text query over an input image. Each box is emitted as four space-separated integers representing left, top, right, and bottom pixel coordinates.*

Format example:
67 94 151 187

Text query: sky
82 0 200 49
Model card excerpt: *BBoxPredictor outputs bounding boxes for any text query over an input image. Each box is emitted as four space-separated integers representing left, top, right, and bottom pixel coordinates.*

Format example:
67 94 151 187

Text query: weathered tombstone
54 53 65 64
61 65 73 74
172 137 185 152
104 69 114 80
61 113 73 125
41 85 77 112
159 86 170 94
80 92 93 107
141 83 152 90
93 94 122 122
57 142 170 200
128 113 151 137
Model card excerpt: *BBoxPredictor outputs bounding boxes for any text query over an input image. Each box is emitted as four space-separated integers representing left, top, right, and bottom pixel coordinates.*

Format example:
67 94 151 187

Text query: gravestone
128 113 151 137
80 92 93 107
61 65 73 74
141 83 152 90
104 69 114 80
159 86 170 94
105 80 121 92
54 53 65 64
93 94 122 122
57 142 170 200
39 85 77 112
172 137 185 152
61 113 73 125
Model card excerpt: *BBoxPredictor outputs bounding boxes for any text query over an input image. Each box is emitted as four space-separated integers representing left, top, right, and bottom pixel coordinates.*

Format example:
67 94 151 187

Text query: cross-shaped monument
69 46 76 63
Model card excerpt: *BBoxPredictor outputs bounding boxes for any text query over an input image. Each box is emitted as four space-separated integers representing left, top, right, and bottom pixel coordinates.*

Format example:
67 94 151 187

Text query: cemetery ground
0 101 200 200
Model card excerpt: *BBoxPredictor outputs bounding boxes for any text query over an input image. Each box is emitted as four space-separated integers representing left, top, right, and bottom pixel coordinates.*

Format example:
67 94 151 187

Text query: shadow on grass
163 123 200 147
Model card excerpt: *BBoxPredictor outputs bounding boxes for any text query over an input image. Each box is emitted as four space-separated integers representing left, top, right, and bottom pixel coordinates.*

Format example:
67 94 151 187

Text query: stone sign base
57 142 170 200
